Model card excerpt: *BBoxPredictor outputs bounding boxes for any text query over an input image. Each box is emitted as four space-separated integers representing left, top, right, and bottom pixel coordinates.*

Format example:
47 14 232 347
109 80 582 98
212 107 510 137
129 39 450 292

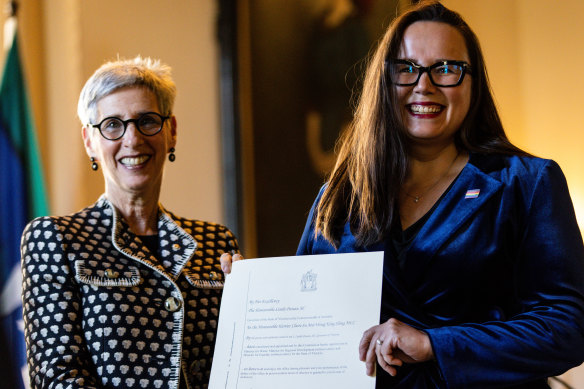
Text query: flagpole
6 0 17 16
3 1 17 50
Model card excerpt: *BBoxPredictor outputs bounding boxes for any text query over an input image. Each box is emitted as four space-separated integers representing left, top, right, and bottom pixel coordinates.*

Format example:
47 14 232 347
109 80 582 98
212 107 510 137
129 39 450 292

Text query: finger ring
376 339 383 346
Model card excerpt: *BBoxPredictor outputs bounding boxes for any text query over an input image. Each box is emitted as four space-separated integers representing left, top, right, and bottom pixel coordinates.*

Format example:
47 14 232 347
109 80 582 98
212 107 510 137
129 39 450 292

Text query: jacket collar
97 195 197 280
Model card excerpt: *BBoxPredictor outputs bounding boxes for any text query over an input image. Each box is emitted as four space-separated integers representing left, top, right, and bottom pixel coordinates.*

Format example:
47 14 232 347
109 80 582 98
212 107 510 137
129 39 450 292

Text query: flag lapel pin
465 189 480 199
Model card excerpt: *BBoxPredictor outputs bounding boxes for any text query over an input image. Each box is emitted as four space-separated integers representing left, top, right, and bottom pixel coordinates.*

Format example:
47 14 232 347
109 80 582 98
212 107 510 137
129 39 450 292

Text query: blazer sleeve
21 217 100 389
426 160 584 388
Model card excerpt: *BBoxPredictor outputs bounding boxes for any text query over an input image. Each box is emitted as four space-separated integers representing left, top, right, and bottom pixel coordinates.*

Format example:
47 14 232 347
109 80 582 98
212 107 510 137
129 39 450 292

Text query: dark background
219 0 400 257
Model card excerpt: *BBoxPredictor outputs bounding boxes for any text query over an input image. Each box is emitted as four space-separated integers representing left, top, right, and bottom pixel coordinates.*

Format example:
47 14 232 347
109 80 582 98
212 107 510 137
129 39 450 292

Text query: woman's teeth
410 105 441 113
121 156 149 166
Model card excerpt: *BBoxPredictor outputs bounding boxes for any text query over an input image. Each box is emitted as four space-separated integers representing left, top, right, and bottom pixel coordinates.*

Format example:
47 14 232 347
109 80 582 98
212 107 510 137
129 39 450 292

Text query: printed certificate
209 252 384 389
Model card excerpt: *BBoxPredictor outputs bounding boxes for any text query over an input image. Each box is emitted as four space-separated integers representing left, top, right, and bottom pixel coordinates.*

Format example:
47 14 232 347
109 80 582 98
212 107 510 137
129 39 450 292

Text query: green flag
0 29 48 217
0 27 49 389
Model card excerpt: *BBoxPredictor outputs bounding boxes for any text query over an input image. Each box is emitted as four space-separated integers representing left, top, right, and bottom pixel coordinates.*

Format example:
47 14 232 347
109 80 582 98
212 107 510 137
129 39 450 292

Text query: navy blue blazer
297 154 584 388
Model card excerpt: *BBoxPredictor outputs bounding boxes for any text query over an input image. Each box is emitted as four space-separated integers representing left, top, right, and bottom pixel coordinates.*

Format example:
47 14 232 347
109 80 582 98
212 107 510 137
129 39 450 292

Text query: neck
398 145 467 229
106 187 160 235
406 144 460 184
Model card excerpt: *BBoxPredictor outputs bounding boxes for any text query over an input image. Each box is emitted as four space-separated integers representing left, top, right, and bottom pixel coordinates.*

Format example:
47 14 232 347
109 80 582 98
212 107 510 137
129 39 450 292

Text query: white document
209 252 384 389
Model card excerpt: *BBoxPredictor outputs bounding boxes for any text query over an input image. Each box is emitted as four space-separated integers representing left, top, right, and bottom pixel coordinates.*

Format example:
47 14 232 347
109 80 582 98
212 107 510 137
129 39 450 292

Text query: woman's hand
220 251 244 274
358 318 434 377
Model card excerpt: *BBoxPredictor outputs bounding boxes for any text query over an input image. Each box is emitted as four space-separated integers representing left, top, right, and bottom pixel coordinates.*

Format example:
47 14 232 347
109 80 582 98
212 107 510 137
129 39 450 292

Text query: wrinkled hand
359 318 434 377
220 252 244 274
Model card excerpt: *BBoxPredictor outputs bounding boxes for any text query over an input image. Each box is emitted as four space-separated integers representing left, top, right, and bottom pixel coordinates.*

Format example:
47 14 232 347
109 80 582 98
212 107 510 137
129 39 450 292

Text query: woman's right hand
220 252 244 274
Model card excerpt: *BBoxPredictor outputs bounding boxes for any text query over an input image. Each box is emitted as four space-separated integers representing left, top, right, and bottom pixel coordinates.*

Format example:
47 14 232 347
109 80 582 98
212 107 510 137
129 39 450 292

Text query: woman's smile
407 102 444 116
119 154 151 168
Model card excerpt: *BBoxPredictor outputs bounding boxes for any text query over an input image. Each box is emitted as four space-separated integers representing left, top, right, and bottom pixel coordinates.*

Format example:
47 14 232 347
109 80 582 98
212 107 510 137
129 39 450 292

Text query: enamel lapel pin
465 189 480 199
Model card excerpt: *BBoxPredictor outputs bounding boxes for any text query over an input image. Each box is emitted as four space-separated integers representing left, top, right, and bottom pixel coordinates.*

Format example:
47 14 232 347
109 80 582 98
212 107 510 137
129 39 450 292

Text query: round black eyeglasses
387 59 472 87
91 112 170 141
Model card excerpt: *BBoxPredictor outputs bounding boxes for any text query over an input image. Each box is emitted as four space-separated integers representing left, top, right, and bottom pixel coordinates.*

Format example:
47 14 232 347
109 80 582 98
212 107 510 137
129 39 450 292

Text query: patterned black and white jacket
21 196 239 389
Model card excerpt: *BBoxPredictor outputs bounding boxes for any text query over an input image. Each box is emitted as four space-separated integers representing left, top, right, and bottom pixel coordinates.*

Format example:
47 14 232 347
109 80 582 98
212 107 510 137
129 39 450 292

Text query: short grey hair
77 56 177 126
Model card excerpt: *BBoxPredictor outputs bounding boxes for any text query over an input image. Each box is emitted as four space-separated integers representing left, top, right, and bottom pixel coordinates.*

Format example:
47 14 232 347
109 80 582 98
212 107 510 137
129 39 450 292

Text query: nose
122 121 144 146
414 70 436 93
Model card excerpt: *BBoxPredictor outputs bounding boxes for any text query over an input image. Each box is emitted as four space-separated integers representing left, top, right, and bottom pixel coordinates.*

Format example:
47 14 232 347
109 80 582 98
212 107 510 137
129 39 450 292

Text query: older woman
21 57 239 389
295 1 584 388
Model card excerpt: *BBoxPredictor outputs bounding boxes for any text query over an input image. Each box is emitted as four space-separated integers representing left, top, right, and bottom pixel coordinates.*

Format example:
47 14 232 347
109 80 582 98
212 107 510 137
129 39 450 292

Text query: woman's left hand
359 318 434 377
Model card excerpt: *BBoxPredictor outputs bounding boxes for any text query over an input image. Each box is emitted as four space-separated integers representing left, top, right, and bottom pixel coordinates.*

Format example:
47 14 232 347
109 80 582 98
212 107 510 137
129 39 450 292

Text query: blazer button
164 297 182 312
105 269 118 279
189 359 201 374
209 271 219 280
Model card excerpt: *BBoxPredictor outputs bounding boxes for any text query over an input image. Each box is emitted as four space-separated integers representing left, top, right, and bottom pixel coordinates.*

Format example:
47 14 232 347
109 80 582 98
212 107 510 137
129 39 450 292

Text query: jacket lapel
156 210 197 278
108 199 197 280
402 157 504 284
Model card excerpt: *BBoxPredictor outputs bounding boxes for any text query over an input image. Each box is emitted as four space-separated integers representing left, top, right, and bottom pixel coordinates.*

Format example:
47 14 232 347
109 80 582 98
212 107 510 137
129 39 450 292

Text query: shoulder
468 153 572 215
469 153 561 185
162 209 238 246
22 200 107 244
306 184 329 216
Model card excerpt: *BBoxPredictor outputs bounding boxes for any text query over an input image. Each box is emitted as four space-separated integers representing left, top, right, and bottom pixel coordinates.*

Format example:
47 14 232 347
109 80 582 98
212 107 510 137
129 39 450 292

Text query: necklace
403 151 460 203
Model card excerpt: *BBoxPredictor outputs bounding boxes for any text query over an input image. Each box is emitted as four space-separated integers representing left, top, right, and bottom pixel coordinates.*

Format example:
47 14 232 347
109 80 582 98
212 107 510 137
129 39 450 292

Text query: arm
427 161 584 388
21 218 100 389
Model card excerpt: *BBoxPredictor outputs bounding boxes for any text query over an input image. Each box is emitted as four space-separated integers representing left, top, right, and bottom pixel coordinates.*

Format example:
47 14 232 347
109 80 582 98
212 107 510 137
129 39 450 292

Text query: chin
407 129 445 139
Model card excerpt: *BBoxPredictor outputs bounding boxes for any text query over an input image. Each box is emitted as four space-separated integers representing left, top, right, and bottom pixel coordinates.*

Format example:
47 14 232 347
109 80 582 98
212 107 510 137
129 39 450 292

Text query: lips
120 155 150 167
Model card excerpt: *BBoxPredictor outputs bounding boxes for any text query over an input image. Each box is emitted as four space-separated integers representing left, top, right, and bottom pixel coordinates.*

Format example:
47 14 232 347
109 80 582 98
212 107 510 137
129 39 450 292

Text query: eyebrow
98 111 157 120
399 58 464 65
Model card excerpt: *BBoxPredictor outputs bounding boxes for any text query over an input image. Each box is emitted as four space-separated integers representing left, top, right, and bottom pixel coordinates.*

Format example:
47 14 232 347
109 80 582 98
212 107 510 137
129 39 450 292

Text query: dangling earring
168 147 176 162
90 157 99 171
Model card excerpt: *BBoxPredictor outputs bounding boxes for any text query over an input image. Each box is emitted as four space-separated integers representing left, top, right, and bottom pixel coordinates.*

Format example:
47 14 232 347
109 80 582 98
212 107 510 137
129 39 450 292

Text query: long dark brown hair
314 0 527 248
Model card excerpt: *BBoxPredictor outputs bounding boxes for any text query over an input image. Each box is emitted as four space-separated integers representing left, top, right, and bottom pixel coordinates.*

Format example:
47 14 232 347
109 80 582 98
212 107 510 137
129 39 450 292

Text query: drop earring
168 147 176 162
90 157 99 171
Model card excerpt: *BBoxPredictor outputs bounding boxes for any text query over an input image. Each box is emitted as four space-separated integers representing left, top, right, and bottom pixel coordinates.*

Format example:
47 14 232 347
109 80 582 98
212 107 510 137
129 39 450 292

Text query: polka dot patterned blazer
21 196 239 389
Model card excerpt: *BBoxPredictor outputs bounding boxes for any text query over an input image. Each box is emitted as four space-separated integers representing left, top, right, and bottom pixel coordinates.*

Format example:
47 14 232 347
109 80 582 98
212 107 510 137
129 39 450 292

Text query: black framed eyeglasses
387 59 472 87
91 112 170 141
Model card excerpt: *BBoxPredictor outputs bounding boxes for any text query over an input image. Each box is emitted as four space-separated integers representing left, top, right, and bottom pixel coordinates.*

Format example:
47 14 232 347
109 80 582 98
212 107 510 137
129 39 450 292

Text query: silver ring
376 339 383 346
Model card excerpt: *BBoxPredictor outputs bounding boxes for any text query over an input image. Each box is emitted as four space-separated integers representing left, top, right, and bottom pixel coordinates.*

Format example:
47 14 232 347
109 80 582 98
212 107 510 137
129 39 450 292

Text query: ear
81 125 96 159
168 115 178 149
